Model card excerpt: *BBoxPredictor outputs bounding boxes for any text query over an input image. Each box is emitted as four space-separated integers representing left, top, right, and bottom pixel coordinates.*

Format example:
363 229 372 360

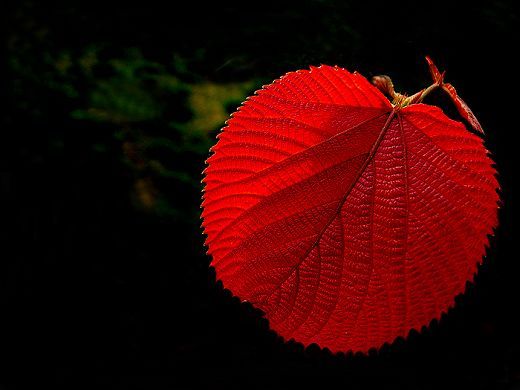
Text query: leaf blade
202 65 498 353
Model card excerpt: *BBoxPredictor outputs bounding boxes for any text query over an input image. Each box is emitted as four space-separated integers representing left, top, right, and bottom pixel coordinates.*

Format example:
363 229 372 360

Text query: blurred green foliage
8 29 260 219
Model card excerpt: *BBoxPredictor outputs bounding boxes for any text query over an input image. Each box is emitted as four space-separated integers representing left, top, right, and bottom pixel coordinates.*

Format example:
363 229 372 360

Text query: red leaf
426 56 484 133
201 63 499 353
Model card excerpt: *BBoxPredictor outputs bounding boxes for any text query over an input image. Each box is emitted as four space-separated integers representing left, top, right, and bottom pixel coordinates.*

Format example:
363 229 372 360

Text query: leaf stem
399 82 440 107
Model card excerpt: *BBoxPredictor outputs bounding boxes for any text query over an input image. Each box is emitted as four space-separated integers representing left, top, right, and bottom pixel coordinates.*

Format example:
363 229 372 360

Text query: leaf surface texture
202 65 498 352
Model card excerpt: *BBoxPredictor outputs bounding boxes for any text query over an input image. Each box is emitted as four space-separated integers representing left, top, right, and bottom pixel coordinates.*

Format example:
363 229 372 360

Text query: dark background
1 1 517 388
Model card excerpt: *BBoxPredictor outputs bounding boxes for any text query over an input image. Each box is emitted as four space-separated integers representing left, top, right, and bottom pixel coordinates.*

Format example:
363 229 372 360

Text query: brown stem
372 60 444 109
401 82 440 106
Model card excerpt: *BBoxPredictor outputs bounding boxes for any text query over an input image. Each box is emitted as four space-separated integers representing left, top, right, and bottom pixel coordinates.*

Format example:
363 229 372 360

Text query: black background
2 1 517 388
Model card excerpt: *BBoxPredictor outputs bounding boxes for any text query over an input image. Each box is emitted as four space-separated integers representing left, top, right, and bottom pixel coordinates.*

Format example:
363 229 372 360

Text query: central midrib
262 108 399 303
